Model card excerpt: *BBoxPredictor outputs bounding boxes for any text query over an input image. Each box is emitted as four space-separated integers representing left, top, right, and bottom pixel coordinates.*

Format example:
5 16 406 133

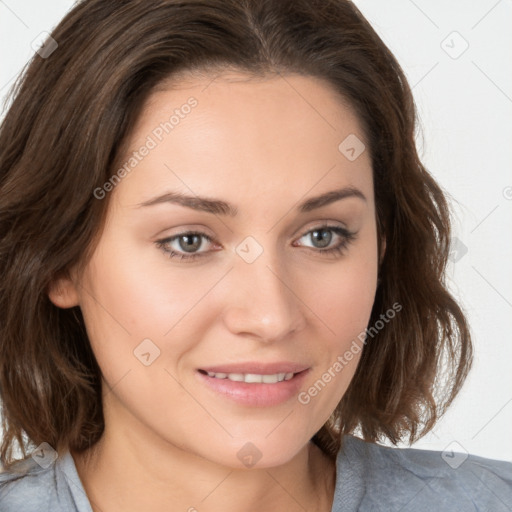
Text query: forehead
113 71 373 209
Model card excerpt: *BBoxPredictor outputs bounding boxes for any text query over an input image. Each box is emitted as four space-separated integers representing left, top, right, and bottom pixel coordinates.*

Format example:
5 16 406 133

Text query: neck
72 424 335 512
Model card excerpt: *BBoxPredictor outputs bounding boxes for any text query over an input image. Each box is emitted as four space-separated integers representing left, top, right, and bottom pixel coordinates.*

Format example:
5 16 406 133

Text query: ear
47 272 80 309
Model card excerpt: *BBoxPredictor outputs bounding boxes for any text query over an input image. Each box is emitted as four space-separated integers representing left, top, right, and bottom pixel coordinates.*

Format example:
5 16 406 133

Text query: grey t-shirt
1 436 511 511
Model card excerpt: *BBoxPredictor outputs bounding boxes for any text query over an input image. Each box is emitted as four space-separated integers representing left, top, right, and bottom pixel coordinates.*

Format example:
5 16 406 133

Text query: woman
0 0 510 510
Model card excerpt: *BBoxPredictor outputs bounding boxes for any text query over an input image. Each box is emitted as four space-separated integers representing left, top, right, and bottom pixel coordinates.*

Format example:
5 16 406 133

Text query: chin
198 435 309 471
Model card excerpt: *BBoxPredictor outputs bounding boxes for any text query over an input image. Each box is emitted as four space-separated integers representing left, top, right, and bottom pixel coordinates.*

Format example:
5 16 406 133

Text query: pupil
312 229 332 248
179 234 201 252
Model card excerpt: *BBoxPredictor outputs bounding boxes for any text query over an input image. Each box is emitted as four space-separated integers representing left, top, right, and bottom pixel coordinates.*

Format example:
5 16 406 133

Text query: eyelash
155 225 357 262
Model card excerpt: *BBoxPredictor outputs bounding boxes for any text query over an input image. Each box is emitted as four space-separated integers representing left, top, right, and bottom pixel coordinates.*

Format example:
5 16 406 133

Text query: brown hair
0 0 472 469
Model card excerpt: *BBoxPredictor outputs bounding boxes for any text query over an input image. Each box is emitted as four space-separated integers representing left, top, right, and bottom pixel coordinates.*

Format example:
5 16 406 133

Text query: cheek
76 250 213 436
78 237 222 343
304 235 378 345
76 237 228 409
319 269 376 337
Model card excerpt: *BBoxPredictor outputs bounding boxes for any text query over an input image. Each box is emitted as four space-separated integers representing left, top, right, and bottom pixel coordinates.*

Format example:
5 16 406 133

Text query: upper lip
199 362 310 375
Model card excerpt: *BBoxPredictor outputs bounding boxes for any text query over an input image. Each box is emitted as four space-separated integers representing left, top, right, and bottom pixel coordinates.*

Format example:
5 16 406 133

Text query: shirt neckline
56 451 95 512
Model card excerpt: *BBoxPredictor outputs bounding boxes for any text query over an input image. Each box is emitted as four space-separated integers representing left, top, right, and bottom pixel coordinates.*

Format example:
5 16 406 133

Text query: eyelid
151 223 217 241
297 221 351 237
290 217 351 237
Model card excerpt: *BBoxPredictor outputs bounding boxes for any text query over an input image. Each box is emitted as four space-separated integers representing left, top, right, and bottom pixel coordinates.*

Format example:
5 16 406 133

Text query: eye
156 225 357 263
155 232 215 261
294 225 356 256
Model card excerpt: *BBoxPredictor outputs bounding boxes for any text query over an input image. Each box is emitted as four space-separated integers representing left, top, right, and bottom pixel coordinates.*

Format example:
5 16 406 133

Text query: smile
202 371 295 383
196 365 310 407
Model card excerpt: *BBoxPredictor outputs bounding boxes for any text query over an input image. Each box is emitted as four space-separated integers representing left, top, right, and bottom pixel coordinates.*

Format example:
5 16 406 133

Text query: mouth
196 363 310 407
198 369 296 384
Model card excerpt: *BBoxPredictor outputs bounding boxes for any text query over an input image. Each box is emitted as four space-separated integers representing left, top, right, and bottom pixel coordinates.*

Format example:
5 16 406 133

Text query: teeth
205 371 295 383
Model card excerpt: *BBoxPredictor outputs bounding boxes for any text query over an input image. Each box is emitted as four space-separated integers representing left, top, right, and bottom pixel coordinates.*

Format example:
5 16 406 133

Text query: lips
196 362 310 407
199 362 309 375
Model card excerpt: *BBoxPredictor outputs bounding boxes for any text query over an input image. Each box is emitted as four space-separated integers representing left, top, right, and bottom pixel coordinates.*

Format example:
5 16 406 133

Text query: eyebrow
138 186 366 216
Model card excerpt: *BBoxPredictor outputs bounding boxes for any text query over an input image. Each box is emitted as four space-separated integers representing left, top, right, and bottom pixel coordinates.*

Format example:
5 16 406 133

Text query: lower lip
197 370 309 407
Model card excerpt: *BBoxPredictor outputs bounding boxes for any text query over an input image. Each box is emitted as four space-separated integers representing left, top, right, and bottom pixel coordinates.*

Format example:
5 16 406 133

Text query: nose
221 253 307 342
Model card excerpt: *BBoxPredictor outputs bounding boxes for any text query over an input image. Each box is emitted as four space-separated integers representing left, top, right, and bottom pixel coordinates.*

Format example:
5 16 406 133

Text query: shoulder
0 449 91 512
333 435 512 511
0 454 58 511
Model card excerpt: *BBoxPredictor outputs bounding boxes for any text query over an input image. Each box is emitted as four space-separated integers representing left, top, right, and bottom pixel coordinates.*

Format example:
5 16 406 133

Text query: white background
0 0 511 462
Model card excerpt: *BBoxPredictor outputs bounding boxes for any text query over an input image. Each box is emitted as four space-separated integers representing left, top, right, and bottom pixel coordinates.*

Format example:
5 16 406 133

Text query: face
52 71 379 469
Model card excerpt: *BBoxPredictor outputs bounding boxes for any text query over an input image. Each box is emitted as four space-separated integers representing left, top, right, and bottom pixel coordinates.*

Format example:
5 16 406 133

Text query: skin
49 71 380 512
